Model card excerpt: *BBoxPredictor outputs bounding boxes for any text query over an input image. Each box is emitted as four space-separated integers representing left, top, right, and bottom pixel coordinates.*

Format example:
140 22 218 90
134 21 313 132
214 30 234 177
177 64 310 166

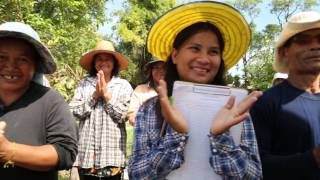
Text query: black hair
89 54 120 77
164 22 226 96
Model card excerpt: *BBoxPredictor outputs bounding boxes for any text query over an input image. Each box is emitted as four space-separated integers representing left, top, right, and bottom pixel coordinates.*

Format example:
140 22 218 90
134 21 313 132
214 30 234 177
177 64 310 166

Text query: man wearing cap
0 22 78 179
69 40 133 179
127 57 165 126
251 11 320 179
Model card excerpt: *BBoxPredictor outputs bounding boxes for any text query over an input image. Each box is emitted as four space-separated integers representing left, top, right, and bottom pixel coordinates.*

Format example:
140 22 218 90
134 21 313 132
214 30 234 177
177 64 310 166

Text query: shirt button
181 136 186 140
177 147 182 152
212 148 217 153
179 142 184 146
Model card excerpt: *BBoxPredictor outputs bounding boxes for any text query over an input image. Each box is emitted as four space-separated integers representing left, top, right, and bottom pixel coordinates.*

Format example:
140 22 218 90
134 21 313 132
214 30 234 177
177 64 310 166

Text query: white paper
167 81 248 180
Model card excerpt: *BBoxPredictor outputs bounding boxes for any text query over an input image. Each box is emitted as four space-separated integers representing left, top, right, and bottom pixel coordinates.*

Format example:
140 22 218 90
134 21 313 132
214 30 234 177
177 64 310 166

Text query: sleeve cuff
163 131 189 154
208 132 236 153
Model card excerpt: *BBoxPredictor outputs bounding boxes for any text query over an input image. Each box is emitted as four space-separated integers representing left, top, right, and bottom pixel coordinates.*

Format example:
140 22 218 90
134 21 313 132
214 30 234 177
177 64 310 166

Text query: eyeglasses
290 34 320 46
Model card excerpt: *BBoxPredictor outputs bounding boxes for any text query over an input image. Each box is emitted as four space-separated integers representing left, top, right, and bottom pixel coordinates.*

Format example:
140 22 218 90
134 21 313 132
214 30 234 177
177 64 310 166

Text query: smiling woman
69 40 133 180
0 22 77 180
0 38 36 98
128 1 263 180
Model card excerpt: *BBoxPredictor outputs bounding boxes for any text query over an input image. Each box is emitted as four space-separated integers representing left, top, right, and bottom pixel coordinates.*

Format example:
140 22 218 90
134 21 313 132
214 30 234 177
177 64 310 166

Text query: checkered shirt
128 97 189 180
70 76 133 169
209 118 263 180
129 97 262 180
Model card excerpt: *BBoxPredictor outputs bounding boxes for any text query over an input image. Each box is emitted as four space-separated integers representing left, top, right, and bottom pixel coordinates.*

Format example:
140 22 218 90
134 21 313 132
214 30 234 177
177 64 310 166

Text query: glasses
290 34 320 46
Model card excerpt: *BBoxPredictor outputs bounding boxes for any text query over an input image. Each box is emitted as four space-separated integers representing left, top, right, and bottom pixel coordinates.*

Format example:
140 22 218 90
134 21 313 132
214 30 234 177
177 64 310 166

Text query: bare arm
157 80 188 133
0 125 58 171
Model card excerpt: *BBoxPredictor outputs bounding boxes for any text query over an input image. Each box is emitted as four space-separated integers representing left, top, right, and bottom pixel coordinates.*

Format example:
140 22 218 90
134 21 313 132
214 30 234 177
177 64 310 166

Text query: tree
114 0 176 86
226 0 318 90
225 0 263 88
0 0 108 101
270 0 318 30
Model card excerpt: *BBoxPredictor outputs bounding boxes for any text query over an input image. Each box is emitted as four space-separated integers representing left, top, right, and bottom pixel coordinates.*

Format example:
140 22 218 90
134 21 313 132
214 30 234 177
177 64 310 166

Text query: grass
126 122 134 157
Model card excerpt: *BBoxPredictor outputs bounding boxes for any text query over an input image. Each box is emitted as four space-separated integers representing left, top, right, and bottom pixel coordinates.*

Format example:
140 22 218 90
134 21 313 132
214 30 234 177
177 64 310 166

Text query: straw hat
274 11 320 73
147 1 250 70
0 22 56 74
80 40 128 71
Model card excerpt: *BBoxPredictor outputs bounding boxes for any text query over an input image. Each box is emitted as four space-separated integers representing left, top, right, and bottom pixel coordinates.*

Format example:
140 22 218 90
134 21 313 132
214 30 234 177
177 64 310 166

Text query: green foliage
225 0 317 90
0 0 107 101
270 0 318 28
114 0 176 86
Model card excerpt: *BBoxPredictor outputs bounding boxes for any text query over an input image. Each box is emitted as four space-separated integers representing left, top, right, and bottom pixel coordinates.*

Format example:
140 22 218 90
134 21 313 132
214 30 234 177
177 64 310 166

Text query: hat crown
95 40 115 52
0 22 40 42
288 11 320 24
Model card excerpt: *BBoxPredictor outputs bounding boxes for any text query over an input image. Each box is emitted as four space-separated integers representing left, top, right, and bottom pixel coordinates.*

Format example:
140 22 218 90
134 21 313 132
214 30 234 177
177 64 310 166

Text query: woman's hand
157 80 188 133
93 70 111 102
210 91 262 136
0 121 6 134
0 121 13 163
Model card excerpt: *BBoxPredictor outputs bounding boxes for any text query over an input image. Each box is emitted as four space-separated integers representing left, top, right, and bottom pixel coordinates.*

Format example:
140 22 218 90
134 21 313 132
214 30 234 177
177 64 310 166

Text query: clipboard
167 81 248 180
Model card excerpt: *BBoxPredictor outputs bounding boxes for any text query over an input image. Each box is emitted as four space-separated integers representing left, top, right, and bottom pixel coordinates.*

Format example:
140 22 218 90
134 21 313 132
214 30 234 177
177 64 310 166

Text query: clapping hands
210 91 262 135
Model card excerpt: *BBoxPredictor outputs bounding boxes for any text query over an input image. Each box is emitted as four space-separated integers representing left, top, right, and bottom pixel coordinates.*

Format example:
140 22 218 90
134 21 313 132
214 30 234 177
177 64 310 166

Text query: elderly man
0 22 77 180
251 11 320 179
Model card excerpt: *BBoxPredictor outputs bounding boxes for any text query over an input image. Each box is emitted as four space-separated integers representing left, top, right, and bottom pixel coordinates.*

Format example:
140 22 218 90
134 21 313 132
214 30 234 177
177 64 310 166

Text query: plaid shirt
70 76 132 169
209 118 262 180
129 97 262 180
128 97 188 180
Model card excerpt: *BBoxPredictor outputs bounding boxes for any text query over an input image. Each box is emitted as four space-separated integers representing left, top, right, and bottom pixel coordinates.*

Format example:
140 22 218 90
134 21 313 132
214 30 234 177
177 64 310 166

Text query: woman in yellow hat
69 40 133 180
128 1 262 179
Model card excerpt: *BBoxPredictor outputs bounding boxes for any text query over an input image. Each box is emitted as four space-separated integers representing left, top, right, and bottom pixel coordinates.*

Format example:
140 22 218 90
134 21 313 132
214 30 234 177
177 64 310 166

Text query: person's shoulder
140 96 158 110
113 77 133 90
45 88 66 101
134 84 149 92
253 82 287 108
113 77 130 84
80 76 94 83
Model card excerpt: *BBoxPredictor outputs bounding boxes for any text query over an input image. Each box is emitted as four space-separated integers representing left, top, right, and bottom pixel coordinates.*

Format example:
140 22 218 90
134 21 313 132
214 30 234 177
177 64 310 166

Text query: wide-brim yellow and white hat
147 1 250 70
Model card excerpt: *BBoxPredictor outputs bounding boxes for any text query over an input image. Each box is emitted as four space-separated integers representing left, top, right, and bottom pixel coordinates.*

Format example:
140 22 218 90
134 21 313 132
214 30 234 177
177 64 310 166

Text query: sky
98 0 279 35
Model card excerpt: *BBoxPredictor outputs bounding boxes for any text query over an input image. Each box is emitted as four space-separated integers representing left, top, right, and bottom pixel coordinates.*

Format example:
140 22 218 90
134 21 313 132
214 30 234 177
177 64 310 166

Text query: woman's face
0 38 35 94
95 53 114 77
172 30 222 84
151 62 165 84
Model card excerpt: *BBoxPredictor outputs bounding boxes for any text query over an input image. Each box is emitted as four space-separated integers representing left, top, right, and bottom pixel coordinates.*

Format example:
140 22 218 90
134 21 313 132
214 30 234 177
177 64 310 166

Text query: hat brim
143 59 165 71
147 1 250 70
0 31 56 74
80 50 128 72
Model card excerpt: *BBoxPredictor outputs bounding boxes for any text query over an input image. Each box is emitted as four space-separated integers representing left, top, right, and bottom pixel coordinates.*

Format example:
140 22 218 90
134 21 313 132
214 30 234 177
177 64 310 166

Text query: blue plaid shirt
128 97 262 180
209 118 262 180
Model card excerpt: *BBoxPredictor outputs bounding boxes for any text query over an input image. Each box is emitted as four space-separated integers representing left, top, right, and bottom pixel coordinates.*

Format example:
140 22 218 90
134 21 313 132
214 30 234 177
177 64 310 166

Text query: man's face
0 38 36 93
283 29 320 75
